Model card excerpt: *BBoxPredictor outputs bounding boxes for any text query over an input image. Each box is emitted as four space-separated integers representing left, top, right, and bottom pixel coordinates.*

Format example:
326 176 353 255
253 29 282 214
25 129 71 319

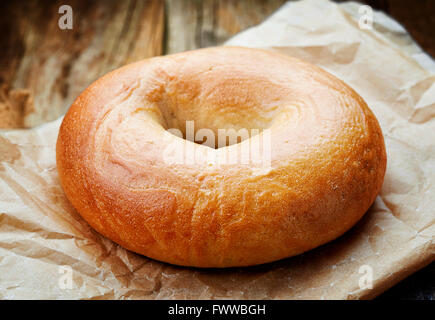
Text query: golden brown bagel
56 47 386 267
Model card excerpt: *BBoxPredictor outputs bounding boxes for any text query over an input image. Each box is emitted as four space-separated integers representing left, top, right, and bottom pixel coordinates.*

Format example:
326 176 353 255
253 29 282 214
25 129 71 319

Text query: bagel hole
155 76 286 149
165 121 263 149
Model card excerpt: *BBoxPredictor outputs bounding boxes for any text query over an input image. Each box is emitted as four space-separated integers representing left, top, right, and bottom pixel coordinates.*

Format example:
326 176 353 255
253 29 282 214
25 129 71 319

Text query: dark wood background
0 0 433 299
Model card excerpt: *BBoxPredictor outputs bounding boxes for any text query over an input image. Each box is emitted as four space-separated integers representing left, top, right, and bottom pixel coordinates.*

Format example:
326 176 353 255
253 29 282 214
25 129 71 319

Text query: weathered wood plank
1 0 287 129
165 0 287 54
0 0 164 128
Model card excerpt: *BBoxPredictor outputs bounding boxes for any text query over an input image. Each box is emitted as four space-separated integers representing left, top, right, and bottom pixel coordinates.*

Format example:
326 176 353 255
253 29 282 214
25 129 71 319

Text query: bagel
56 47 387 267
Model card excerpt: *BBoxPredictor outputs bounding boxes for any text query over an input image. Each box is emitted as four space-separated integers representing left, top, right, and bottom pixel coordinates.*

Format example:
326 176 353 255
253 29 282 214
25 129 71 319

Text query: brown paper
0 0 434 299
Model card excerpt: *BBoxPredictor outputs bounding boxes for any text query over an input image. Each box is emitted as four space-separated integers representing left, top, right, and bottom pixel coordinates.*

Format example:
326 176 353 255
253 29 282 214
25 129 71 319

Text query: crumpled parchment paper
0 0 434 299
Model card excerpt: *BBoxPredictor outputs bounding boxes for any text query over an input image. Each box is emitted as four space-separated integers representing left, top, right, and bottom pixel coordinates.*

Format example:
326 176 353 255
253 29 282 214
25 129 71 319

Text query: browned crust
56 47 387 267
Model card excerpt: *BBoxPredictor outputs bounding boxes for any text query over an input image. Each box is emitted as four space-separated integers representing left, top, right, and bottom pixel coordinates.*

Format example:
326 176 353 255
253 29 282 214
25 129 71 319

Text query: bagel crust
56 47 387 267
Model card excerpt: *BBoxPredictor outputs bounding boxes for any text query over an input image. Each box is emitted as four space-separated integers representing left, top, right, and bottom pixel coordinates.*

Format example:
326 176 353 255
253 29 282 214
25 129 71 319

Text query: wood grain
0 0 164 128
165 0 286 54
0 0 287 128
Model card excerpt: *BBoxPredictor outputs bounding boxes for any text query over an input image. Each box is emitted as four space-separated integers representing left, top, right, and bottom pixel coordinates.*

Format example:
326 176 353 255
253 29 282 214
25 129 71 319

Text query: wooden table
0 0 288 128
0 0 433 299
